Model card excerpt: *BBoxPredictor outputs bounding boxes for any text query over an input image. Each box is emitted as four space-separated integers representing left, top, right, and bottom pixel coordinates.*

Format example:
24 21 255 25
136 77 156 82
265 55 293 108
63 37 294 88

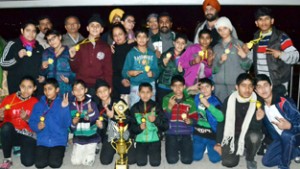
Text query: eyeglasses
47 35 57 43
126 20 136 24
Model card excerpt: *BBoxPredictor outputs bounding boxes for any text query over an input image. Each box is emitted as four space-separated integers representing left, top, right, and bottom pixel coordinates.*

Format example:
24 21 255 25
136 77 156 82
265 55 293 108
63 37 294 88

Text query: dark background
0 5 299 104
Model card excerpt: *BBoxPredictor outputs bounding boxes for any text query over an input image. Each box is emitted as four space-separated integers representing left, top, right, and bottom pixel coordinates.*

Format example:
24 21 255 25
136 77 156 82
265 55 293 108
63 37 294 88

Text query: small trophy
111 101 132 169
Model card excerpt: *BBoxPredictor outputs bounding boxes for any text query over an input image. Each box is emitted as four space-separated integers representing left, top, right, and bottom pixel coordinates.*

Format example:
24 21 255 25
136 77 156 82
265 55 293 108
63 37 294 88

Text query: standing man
62 16 85 48
255 74 300 169
148 12 176 58
36 16 53 49
245 7 299 97
194 0 238 47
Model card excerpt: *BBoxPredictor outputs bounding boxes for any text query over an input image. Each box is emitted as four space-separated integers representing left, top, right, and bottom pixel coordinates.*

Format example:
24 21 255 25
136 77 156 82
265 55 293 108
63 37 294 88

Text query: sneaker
0 160 12 169
246 160 257 169
294 157 300 163
13 146 20 157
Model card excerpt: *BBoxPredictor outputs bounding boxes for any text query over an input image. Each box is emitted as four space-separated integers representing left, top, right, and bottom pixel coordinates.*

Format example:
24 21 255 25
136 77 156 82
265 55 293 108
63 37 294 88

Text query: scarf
221 91 257 155
20 35 36 48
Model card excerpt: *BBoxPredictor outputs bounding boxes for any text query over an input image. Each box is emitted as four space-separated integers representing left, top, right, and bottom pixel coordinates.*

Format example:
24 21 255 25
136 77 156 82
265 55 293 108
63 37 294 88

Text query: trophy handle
111 140 117 151
126 139 132 152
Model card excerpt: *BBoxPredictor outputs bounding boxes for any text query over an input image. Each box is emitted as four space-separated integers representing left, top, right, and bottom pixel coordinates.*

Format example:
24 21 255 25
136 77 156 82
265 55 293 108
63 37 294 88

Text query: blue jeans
193 135 221 163
262 131 300 169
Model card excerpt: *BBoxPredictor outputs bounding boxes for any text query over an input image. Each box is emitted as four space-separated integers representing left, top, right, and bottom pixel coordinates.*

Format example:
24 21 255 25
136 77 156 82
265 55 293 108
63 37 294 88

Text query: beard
206 13 218 22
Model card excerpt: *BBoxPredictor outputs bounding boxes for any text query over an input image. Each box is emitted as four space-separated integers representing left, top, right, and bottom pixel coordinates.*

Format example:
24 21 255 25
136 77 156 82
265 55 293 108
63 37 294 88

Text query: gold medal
99 116 104 121
181 113 187 120
26 51 32 57
145 65 150 72
40 116 45 122
199 94 204 99
5 104 11 110
76 112 80 117
256 101 262 109
48 58 54 64
198 51 204 57
75 45 80 51
141 117 146 123
225 49 230 54
166 53 172 59
247 42 254 49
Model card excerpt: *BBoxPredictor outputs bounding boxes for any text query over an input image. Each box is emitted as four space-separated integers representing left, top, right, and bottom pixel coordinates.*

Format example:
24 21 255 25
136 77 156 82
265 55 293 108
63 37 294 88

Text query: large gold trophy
111 101 132 169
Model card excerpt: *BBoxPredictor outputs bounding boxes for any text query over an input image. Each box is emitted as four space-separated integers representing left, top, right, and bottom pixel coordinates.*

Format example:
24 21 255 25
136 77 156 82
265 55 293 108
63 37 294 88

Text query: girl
121 13 136 43
111 24 136 104
40 30 75 96
69 80 101 166
0 76 39 169
0 21 44 95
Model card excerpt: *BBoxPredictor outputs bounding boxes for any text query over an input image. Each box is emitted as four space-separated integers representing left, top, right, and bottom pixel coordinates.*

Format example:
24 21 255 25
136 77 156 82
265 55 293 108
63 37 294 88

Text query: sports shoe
0 160 12 169
246 160 257 169
294 157 300 163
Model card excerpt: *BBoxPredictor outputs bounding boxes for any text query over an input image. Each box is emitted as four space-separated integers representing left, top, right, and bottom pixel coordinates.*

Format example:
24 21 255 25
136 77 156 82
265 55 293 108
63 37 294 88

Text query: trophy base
115 164 128 169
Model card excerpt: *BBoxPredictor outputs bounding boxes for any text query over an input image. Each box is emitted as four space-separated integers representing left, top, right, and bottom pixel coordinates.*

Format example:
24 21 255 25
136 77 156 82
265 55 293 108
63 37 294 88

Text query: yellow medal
99 116 104 121
145 65 150 72
48 58 54 64
141 117 146 123
166 53 172 59
26 51 32 57
40 116 45 122
5 104 11 110
225 49 230 54
181 113 187 120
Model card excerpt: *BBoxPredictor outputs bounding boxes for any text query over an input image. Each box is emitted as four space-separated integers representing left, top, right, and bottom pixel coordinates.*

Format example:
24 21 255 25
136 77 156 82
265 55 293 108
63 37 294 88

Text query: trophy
111 101 132 169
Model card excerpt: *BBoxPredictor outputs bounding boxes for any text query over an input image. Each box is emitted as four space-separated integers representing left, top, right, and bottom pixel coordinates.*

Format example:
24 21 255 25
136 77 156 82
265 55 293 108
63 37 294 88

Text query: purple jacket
178 44 212 87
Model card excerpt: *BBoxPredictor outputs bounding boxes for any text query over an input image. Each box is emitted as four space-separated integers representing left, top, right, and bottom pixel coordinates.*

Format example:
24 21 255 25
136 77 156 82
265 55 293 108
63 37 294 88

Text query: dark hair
64 15 80 25
110 23 127 38
198 29 212 39
236 73 254 86
135 28 149 38
37 15 52 23
255 74 272 86
95 79 110 90
44 29 61 40
158 12 172 22
199 78 214 87
174 33 188 43
19 75 37 86
255 7 273 20
171 75 185 86
21 20 37 31
121 13 134 21
72 79 87 89
44 78 59 88
138 82 153 92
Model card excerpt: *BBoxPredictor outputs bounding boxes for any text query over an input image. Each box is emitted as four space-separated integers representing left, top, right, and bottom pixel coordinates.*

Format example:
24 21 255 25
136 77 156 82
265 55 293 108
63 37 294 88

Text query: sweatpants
35 146 65 168
262 131 300 169
193 135 221 163
0 122 36 167
71 142 97 166
221 131 262 168
136 141 161 167
165 135 193 164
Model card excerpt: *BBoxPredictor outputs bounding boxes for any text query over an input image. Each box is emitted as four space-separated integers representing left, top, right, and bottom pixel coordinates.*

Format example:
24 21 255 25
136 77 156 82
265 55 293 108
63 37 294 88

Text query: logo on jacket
97 52 105 60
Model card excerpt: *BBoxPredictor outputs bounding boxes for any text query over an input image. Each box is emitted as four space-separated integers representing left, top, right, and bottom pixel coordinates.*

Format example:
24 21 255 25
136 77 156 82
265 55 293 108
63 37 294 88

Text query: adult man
62 16 84 48
194 0 238 47
148 12 176 58
36 16 53 49
255 74 300 169
245 7 299 97
215 73 263 169
147 13 159 37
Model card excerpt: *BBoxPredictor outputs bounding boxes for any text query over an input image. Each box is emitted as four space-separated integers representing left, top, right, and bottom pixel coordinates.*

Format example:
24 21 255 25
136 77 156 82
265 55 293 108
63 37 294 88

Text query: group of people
0 0 299 169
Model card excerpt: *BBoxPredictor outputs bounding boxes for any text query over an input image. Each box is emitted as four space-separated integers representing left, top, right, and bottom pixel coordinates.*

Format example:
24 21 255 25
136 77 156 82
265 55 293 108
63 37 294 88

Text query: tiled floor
1 142 299 169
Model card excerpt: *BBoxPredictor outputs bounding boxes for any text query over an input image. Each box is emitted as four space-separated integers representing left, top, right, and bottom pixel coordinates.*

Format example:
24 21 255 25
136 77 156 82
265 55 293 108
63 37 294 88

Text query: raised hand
272 117 291 130
18 49 27 58
37 76 45 83
105 106 114 118
121 79 130 87
219 54 228 64
69 46 76 59
168 95 177 110
72 116 80 125
140 122 146 130
20 108 28 121
60 75 69 84
61 93 69 108
177 62 183 72
266 48 282 59
42 61 49 69
147 70 153 78
96 120 103 128
38 122 45 130
235 44 247 59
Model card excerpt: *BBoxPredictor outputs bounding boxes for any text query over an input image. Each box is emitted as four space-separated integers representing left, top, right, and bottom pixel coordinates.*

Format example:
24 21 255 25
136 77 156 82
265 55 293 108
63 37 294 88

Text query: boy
69 14 112 103
179 29 213 89
212 17 252 102
95 79 136 165
245 7 299 97
255 74 300 169
130 82 168 166
29 78 71 168
215 73 263 169
157 33 187 106
122 29 159 107
162 75 198 164
193 78 223 163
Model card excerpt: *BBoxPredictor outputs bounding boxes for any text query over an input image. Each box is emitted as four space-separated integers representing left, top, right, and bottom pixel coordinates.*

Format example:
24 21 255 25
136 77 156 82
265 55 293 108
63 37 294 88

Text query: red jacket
70 39 113 87
0 93 38 132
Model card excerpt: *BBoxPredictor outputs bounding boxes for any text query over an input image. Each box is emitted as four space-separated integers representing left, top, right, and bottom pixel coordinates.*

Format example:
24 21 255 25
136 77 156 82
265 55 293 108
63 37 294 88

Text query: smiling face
19 79 36 98
96 86 111 102
199 33 212 49
21 24 37 41
136 32 149 47
122 16 135 31
46 34 62 49
138 87 153 103
112 27 127 45
65 17 81 34
217 26 231 39
255 15 274 32
147 17 159 31
173 38 186 54
72 83 87 101
87 22 103 38
204 5 218 21
159 16 173 33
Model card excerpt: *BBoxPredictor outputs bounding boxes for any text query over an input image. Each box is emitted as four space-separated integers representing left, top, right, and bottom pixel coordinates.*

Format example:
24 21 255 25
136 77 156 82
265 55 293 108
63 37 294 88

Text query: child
95 79 136 165
69 80 101 166
193 78 223 163
162 75 198 164
157 33 187 106
130 82 168 166
212 17 252 102
29 78 71 168
122 29 159 107
178 29 214 89
0 76 39 169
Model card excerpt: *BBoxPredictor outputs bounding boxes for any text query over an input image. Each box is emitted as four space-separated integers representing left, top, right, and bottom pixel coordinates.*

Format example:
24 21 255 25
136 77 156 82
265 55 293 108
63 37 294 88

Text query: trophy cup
111 101 132 169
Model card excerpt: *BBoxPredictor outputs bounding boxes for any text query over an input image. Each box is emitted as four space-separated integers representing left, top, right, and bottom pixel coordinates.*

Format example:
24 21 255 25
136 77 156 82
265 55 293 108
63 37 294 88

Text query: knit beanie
109 8 125 24
88 14 104 26
215 17 233 31
202 0 221 12
95 79 110 90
